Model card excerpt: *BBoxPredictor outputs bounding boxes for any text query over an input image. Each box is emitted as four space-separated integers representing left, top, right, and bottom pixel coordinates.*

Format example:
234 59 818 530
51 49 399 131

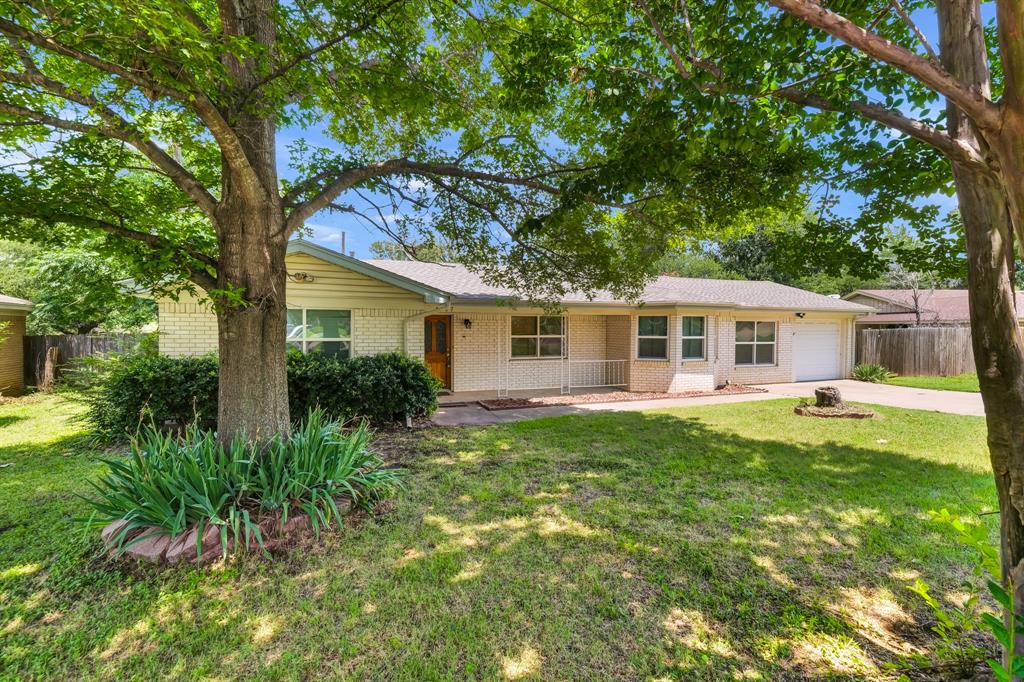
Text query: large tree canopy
0 0 817 439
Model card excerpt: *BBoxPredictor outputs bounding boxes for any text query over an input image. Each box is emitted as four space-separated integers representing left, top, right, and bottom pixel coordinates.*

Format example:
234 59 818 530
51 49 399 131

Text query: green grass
0 394 997 680
886 373 980 392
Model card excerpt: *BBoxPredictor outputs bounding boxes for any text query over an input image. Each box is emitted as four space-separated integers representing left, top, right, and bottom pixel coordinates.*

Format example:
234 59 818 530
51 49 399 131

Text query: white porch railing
570 359 627 389
497 358 627 396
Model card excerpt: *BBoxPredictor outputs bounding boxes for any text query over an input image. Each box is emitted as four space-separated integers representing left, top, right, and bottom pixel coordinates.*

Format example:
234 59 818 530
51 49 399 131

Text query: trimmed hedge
85 350 440 438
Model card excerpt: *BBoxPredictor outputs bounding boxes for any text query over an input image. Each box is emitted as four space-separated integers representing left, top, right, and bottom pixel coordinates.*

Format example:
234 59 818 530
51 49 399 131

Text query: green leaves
83 409 404 559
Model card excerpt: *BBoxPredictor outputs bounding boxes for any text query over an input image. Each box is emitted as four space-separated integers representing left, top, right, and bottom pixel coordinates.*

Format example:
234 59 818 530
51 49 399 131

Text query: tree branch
634 0 692 78
773 86 989 170
283 158 564 235
887 0 938 61
0 18 264 198
766 0 1001 129
0 19 186 101
3 206 218 290
0 96 219 216
243 0 407 100
631 3 988 171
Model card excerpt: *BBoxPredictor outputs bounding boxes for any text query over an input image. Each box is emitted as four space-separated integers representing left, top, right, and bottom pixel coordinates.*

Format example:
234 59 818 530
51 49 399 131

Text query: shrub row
85 350 440 438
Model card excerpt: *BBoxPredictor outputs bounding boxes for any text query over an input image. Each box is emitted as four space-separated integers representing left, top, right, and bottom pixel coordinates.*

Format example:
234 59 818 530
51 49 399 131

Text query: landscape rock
100 519 133 551
124 528 172 563
191 524 225 565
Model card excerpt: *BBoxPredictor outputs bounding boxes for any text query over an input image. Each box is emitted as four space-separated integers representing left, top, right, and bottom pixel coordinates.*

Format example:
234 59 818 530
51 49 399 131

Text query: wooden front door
424 315 452 389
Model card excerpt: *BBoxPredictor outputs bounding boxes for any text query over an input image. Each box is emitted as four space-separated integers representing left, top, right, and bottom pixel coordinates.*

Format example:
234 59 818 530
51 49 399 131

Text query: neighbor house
155 239 871 396
0 294 32 396
843 288 1024 329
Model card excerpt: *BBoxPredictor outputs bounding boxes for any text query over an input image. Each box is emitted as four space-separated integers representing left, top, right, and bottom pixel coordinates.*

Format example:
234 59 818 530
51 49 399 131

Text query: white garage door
793 322 841 381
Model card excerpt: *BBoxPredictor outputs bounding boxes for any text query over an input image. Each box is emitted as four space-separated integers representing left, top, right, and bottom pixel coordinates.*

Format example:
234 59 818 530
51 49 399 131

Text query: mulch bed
477 384 764 411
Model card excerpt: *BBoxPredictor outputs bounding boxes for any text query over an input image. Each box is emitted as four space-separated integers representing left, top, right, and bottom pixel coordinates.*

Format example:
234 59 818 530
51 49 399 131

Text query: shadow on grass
0 403 996 680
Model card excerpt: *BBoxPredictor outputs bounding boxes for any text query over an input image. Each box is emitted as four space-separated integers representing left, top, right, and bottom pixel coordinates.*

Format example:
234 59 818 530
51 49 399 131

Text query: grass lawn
885 374 980 392
0 394 998 680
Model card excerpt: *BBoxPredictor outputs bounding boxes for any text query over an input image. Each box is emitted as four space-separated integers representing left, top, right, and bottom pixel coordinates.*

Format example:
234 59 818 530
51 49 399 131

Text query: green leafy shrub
851 363 895 383
288 350 440 424
85 410 402 558
897 509 1005 678
85 353 219 437
85 350 439 438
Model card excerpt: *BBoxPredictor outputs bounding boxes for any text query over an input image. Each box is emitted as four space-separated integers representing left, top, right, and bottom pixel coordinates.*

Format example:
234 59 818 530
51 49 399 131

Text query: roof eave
288 239 450 304
449 296 869 313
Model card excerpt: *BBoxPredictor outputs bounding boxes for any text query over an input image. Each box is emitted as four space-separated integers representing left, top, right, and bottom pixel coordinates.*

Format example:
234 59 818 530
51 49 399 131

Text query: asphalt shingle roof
850 289 1024 323
365 260 870 312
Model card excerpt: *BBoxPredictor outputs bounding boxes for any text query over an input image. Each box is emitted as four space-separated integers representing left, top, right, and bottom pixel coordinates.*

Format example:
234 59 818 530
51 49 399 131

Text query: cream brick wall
352 308 426 359
158 299 219 357
716 314 794 385
627 314 717 392
159 300 428 360
452 312 505 392
569 315 607 359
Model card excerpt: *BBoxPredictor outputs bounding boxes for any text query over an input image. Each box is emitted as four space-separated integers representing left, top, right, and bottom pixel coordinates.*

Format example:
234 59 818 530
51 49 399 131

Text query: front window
681 316 706 360
287 309 352 359
735 321 775 365
637 315 668 359
510 315 564 358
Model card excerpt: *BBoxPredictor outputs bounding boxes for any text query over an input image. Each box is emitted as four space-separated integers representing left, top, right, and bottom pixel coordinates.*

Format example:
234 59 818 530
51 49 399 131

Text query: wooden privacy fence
23 333 141 387
856 326 974 376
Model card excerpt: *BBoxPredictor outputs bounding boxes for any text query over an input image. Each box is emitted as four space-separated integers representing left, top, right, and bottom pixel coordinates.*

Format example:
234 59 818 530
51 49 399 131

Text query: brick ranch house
156 239 871 396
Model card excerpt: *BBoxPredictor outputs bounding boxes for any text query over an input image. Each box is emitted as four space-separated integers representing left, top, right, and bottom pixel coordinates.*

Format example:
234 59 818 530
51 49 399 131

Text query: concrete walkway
755 379 985 417
431 379 986 426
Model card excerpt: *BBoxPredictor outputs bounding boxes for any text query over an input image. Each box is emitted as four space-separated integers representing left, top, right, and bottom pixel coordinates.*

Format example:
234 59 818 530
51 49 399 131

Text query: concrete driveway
754 379 985 417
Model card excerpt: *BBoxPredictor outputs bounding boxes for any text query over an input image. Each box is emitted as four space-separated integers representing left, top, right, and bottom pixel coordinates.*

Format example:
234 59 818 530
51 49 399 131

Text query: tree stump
40 346 61 391
814 386 843 408
795 385 873 418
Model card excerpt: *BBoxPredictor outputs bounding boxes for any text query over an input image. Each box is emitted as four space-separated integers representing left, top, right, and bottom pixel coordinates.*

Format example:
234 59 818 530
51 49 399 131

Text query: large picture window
287 309 352 359
735 321 775 366
637 315 668 359
681 316 706 360
510 315 564 358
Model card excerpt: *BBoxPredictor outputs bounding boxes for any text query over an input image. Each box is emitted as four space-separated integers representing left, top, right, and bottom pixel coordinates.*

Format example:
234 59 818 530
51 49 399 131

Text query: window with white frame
735 321 775 365
681 316 706 360
637 315 668 359
287 309 352 359
510 315 564 358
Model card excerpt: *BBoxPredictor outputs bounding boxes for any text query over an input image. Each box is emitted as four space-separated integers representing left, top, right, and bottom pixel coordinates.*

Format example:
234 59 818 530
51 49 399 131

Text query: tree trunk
214 206 290 443
940 0 1024 668
957 164 1024 666
211 0 287 444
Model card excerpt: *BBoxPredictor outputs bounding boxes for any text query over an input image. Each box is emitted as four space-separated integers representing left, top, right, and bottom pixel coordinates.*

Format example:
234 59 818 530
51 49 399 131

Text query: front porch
443 312 634 397
437 385 623 406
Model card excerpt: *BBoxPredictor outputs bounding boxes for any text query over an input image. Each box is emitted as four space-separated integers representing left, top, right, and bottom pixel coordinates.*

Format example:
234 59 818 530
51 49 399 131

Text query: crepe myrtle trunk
958 165 1024 664
940 0 1024 668
214 201 291 444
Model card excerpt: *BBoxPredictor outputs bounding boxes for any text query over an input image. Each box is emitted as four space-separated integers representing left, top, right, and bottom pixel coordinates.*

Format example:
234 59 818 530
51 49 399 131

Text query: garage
793 321 841 381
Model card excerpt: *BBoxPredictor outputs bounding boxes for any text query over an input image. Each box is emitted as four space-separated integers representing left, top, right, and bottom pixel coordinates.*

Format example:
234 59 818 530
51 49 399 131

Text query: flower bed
477 384 764 410
87 410 402 566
